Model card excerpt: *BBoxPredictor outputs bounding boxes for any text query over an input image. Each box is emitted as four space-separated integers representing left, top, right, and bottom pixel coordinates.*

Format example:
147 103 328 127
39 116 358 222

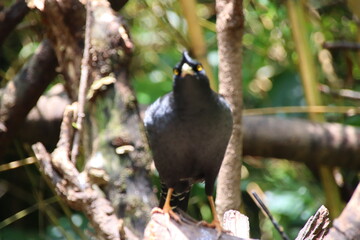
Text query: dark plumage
144 51 233 229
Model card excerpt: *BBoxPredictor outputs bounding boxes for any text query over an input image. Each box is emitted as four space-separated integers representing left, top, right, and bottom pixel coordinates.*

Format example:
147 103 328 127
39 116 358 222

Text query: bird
144 51 233 231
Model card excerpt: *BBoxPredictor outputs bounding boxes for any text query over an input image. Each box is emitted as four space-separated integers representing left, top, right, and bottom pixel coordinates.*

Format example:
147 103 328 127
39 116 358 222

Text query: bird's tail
159 183 190 211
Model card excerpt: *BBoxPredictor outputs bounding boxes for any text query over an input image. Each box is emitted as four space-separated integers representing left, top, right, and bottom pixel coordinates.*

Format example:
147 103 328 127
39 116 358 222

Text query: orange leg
200 196 224 234
152 188 181 222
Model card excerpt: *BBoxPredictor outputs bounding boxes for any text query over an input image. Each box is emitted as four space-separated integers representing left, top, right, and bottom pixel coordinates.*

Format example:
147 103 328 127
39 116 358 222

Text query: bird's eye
196 64 203 71
173 68 180 75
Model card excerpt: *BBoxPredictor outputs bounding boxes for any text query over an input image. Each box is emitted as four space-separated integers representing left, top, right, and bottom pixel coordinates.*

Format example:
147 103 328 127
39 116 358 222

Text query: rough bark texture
143 209 254 240
32 106 121 240
243 116 360 169
296 205 330 240
29 0 157 238
325 184 360 240
0 39 57 156
0 0 29 45
39 0 85 100
223 210 250 239
215 0 244 218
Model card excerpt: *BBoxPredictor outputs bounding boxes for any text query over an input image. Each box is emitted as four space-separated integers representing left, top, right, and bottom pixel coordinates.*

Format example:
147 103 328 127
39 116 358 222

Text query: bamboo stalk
0 157 37 172
286 0 343 219
179 0 217 90
347 0 360 64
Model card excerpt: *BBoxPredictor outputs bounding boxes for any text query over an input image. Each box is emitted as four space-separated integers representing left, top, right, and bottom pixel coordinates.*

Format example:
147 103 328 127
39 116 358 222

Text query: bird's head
173 51 207 82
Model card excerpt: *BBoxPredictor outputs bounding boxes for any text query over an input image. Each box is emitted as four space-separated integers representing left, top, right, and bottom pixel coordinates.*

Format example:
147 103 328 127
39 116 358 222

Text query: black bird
144 51 233 230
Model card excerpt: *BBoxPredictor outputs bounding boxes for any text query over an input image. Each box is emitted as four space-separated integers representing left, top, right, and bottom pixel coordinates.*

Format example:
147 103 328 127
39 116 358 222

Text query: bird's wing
144 93 173 128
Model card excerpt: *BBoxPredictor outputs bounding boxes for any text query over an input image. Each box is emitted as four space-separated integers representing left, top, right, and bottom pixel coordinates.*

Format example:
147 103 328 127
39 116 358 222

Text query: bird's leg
152 188 181 222
200 196 224 234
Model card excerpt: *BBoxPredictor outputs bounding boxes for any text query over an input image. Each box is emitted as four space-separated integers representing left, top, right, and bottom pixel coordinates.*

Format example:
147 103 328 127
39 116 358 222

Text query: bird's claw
151 207 181 223
199 219 228 238
166 209 181 223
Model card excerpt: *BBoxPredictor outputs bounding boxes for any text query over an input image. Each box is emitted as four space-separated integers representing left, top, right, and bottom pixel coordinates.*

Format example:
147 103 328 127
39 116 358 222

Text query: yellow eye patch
173 68 180 75
196 64 203 71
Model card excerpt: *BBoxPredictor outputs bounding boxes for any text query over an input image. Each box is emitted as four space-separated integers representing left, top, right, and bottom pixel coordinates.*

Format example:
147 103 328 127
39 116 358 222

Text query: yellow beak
181 63 194 77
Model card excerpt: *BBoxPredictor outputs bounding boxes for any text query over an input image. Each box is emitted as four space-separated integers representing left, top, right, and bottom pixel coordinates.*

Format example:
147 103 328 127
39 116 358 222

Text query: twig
319 84 360 101
71 0 92 163
251 191 290 240
0 157 36 172
323 41 360 51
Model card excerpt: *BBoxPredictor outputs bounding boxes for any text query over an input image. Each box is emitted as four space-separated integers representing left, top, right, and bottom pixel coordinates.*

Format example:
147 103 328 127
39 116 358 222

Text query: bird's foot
151 207 181 223
150 207 163 215
199 219 226 237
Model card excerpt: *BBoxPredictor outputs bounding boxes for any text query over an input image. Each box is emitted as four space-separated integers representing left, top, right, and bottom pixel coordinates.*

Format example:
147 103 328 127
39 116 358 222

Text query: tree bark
243 116 360 169
32 110 122 240
296 205 330 240
29 0 157 238
144 210 254 240
0 0 29 45
0 39 57 156
325 183 360 240
215 0 244 218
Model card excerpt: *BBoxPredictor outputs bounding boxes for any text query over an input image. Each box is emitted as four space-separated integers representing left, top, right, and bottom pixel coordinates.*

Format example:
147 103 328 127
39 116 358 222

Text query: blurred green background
1 0 360 239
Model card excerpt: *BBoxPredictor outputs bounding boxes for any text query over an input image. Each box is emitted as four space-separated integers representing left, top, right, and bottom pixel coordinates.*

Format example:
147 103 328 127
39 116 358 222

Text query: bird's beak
181 63 194 77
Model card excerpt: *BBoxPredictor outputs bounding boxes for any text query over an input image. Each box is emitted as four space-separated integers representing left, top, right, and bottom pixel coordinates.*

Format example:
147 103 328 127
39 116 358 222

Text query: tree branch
319 84 360 101
31 0 157 237
13 92 360 170
325 183 360 240
243 116 360 169
0 39 57 156
144 210 255 240
0 0 29 45
296 205 330 240
216 0 244 218
71 0 92 163
323 41 360 51
32 104 122 240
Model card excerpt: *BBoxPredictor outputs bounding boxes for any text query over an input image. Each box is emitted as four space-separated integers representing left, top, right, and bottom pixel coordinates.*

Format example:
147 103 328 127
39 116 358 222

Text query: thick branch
325 183 360 240
0 0 29 45
37 0 85 100
15 95 360 169
0 39 57 156
144 210 254 240
32 141 121 240
32 104 122 240
216 0 244 218
31 0 156 237
243 116 360 169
